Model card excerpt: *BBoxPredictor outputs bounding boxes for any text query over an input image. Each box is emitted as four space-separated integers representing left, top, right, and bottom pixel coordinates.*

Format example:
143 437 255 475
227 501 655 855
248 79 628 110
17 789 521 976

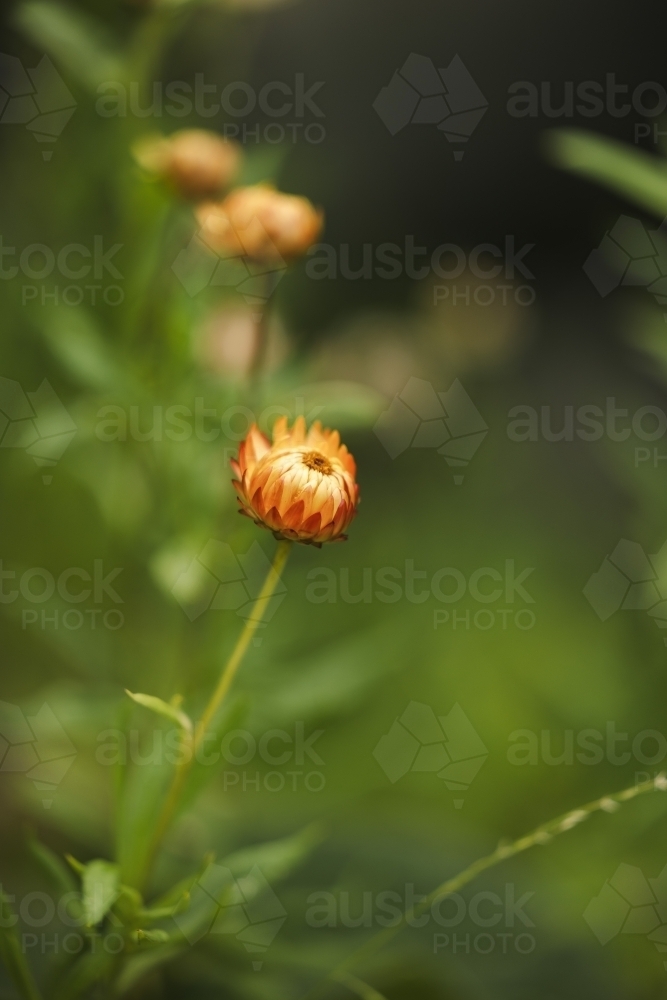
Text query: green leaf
138 893 190 921
0 891 42 1000
113 884 144 924
125 690 193 734
147 854 214 912
171 827 319 947
221 824 321 886
115 752 175 888
112 945 184 997
15 1 123 91
82 860 120 927
52 949 116 1000
131 928 170 944
39 307 129 393
546 128 667 218
27 834 78 897
178 696 250 812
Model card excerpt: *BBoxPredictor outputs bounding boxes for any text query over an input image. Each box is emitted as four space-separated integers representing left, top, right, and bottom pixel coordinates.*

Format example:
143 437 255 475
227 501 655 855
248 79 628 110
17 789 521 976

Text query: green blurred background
2 1 667 998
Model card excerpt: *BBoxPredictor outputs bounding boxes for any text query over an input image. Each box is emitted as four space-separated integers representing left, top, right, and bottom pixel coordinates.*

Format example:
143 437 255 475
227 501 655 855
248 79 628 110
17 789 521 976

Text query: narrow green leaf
148 854 214 911
112 945 184 996
15 1 123 91
546 128 667 218
222 824 322 887
125 690 192 734
27 835 78 897
138 893 190 921
39 307 129 393
113 884 143 924
131 928 170 944
82 860 120 927
52 949 116 1000
65 854 85 875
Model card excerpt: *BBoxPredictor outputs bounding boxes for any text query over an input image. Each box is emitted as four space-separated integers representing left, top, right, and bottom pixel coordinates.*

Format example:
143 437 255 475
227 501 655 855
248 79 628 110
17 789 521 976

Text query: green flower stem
306 773 667 999
142 540 292 887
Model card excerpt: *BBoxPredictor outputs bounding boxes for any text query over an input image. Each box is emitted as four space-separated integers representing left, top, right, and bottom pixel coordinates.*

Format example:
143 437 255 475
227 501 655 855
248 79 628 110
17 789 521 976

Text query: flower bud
195 184 323 262
231 416 359 545
133 129 241 201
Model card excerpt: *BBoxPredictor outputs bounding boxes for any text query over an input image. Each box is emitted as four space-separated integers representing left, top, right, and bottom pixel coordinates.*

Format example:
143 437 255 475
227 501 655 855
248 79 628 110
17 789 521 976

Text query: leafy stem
140 539 292 889
305 773 667 999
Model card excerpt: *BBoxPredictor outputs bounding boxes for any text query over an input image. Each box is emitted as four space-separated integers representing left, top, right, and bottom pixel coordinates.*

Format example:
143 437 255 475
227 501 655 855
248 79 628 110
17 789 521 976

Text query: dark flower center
302 451 333 475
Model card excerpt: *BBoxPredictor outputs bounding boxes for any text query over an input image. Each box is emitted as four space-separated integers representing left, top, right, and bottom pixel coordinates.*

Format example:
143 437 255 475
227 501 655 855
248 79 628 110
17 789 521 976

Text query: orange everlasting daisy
196 184 323 262
231 416 359 545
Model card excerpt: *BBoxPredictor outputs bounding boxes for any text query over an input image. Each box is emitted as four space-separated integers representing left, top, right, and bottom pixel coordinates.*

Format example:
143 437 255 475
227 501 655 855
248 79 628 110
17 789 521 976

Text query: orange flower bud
195 184 323 262
133 129 241 200
231 416 359 545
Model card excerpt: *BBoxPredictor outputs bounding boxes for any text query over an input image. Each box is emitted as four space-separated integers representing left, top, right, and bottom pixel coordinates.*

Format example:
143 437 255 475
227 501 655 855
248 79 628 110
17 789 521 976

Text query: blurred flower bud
196 305 258 378
195 184 323 262
133 130 241 201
